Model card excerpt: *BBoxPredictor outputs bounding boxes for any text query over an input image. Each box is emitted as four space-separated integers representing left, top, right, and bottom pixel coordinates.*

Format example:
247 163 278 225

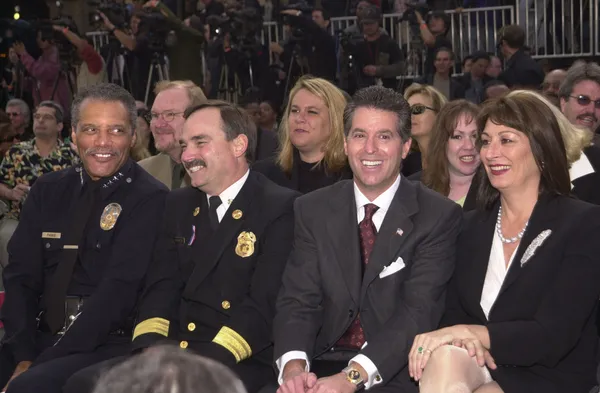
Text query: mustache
183 159 206 169
577 113 598 122
85 148 121 157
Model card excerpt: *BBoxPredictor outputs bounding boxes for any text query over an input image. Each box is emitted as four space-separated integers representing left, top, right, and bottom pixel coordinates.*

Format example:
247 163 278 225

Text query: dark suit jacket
571 145 600 205
274 178 462 392
132 171 299 387
414 74 466 101
408 170 478 212
498 48 544 89
255 128 279 162
443 195 600 393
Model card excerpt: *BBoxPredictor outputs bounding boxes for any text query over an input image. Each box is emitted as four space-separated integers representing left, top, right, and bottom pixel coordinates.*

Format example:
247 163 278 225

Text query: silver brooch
520 229 552 266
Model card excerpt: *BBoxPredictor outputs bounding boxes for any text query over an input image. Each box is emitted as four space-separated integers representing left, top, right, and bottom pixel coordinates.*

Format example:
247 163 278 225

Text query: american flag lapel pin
396 228 404 236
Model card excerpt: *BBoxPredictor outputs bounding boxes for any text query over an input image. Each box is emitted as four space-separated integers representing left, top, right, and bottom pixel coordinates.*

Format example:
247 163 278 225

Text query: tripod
50 61 76 103
144 52 169 106
218 63 242 104
283 45 309 97
104 39 132 89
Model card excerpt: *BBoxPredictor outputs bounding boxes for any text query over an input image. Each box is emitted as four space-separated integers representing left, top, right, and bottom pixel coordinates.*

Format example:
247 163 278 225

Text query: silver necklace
496 206 528 244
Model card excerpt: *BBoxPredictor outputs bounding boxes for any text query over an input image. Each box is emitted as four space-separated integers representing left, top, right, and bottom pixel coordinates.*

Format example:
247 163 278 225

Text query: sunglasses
410 104 436 115
569 95 600 109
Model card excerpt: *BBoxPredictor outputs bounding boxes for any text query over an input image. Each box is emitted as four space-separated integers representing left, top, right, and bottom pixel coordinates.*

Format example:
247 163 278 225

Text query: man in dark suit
64 101 299 393
273 86 462 393
415 47 465 101
497 25 544 90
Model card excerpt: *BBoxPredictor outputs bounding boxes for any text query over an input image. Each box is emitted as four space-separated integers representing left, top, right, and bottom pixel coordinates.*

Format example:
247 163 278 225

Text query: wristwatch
342 366 365 391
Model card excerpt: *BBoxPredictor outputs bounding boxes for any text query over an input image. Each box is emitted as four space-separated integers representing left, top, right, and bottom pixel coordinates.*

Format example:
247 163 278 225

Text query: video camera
137 8 170 53
40 16 80 63
401 2 430 24
88 0 129 29
206 7 263 50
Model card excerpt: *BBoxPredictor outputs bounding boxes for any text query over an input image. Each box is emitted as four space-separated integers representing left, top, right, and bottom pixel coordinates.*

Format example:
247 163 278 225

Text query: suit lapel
183 173 258 297
326 181 362 304
361 178 418 299
157 154 174 190
497 195 559 297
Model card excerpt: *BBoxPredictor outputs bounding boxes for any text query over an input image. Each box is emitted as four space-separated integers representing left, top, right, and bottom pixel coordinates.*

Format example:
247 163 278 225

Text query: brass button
180 340 188 349
221 300 231 310
187 323 196 332
375 375 381 382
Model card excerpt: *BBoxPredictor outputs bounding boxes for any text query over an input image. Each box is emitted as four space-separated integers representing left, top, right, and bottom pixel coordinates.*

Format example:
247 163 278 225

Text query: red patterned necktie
335 203 379 350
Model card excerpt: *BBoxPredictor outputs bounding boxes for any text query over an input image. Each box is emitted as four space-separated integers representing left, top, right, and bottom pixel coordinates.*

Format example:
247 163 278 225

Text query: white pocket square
379 257 405 278
520 229 552 266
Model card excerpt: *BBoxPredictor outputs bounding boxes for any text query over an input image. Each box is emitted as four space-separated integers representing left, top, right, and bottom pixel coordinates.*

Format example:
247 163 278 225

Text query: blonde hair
277 76 347 175
154 80 207 107
507 90 593 164
403 83 448 112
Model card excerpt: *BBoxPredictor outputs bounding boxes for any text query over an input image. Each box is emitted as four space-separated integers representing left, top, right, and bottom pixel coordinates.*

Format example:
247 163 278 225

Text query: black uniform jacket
443 194 600 393
1 160 168 363
132 171 298 366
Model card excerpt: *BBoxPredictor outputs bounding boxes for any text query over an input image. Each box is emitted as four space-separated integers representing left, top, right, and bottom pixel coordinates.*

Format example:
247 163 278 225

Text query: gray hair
558 61 600 99
6 99 30 126
37 101 64 124
92 346 247 393
71 83 137 133
344 85 411 141
184 100 257 163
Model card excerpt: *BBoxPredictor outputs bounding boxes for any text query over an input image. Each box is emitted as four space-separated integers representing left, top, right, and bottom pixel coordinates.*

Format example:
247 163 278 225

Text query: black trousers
0 331 57 388
65 352 276 393
3 337 131 393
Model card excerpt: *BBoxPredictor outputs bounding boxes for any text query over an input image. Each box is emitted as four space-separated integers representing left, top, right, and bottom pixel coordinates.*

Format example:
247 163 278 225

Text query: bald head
485 84 509 100
543 69 567 96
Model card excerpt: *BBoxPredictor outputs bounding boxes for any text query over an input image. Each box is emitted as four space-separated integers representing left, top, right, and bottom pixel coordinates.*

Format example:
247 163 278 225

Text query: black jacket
443 195 600 393
498 48 544 89
1 160 168 363
132 171 298 380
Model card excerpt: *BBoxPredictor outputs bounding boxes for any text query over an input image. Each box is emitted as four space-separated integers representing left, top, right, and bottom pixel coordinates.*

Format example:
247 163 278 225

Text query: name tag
42 232 62 239
173 237 186 245
63 245 78 250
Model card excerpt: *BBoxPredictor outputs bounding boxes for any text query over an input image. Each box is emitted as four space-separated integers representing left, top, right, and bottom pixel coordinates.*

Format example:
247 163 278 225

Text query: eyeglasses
410 104 436 115
149 111 185 123
33 114 56 121
569 95 600 109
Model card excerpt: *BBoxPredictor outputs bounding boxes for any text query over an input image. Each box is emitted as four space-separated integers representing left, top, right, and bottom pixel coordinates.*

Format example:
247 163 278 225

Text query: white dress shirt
569 151 595 189
480 230 518 319
206 170 250 222
276 175 401 389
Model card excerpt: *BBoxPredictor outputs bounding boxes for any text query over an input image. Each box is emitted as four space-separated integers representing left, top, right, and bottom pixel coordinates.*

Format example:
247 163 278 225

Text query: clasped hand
408 325 497 381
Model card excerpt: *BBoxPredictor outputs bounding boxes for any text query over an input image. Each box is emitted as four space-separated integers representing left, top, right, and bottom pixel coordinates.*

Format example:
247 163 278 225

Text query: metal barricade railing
87 2 597 78
517 0 594 58
86 31 110 52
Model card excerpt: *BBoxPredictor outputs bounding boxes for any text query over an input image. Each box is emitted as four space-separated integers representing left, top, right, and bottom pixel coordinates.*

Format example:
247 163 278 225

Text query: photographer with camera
142 0 205 89
12 28 71 115
415 8 452 76
51 25 107 93
340 6 404 94
274 6 337 83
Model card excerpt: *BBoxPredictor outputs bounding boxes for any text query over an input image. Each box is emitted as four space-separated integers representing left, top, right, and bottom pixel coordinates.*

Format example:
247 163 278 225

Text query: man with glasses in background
558 61 600 205
5 99 32 142
0 101 79 268
138 81 207 189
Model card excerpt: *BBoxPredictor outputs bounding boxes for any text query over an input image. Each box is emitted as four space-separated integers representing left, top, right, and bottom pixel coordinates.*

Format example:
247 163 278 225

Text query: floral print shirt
0 139 79 219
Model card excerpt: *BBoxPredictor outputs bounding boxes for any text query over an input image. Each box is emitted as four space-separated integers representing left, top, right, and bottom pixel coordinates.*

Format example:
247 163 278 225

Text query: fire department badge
235 231 256 258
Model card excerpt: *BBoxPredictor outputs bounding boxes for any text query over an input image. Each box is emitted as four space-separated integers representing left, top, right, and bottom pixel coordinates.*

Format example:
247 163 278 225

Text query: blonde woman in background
402 83 447 176
253 76 350 194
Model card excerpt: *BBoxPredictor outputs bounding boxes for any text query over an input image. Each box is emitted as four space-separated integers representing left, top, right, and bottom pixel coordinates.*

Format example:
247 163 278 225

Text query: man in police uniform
0 83 168 393
64 100 299 393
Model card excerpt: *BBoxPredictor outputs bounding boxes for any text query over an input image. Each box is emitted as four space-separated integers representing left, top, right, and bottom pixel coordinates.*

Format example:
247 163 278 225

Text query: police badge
100 203 123 231
235 231 256 258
